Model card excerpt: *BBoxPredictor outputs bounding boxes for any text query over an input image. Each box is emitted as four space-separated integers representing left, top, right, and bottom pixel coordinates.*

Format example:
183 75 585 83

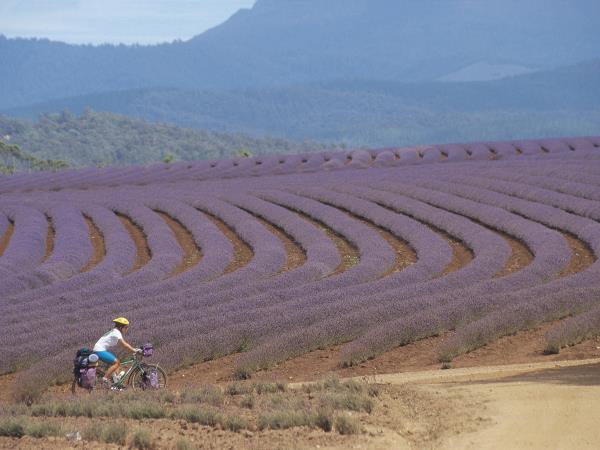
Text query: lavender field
1 136 600 390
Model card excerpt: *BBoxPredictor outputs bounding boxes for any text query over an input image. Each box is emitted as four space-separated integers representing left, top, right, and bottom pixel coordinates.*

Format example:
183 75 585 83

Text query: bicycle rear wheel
128 364 167 391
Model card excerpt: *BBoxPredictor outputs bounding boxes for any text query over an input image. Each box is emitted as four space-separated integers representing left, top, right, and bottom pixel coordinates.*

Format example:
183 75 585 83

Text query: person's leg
105 360 120 380
96 351 119 381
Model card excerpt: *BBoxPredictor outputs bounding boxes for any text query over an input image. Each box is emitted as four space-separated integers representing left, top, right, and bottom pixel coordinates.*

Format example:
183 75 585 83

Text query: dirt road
360 359 600 450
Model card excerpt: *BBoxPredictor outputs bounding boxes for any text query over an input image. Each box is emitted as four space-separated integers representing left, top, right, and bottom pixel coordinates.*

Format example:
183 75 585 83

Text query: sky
0 0 257 45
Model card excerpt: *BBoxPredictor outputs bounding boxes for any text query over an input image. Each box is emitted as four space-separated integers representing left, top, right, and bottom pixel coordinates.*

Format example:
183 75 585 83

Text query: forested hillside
7 61 599 147
1 0 599 108
0 111 333 167
0 141 68 174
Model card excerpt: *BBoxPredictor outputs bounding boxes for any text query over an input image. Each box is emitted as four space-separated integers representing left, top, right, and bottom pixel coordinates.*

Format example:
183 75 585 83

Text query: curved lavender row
2 191 263 321
482 171 600 202
144 198 232 285
292 186 450 280
366 181 571 279
237 177 573 370
0 205 93 297
457 164 600 193
435 173 600 226
439 283 600 361
416 178 600 261
420 178 600 359
222 192 340 276
0 206 48 279
0 136 597 194
0 212 8 241
0 194 286 360
3 205 136 303
253 189 397 284
0 204 184 356
5 184 497 375
342 180 600 364
544 303 600 354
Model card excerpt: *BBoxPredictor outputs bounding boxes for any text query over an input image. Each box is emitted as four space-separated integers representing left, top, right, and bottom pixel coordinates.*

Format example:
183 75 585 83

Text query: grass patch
240 394 255 409
320 392 374 413
0 418 25 438
224 415 248 432
225 382 253 396
258 410 312 430
335 414 361 435
84 422 128 445
131 428 154 449
181 385 224 406
174 407 223 427
25 422 62 438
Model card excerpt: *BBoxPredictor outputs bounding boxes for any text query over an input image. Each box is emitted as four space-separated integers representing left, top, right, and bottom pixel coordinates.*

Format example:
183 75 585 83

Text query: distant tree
236 149 254 158
162 152 175 164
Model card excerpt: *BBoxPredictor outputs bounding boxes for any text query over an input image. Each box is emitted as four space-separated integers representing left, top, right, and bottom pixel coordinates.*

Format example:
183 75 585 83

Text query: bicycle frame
96 353 144 388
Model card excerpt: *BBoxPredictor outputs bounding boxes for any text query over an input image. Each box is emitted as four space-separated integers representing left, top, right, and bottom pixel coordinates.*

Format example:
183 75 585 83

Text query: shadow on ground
478 363 600 387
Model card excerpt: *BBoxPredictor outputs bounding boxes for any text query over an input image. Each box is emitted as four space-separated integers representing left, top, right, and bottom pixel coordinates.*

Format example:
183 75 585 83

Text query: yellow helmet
112 317 130 326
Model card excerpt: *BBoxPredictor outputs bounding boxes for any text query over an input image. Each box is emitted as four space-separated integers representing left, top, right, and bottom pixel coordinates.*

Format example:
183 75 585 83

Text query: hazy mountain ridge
1 0 599 109
5 60 599 147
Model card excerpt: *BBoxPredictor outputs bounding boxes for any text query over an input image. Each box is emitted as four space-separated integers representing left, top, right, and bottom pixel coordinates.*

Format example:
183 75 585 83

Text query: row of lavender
0 136 598 195
0 141 599 394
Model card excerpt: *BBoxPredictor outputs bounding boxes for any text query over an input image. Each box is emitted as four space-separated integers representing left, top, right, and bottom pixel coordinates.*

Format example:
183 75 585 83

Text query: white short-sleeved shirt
93 328 123 352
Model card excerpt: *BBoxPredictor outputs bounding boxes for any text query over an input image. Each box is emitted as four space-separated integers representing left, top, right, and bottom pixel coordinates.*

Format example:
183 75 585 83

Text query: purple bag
142 344 154 357
79 367 97 390
149 370 159 389
143 369 160 389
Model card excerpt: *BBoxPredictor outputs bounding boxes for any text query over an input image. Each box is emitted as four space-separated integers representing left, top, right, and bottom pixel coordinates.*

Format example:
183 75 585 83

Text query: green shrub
175 438 196 450
224 415 248 432
232 367 252 380
26 422 62 438
102 423 128 445
181 386 224 406
84 423 128 445
131 429 154 449
225 382 253 396
254 382 287 394
258 411 312 430
124 401 167 420
367 385 380 397
0 418 25 438
174 407 223 427
82 424 104 442
320 392 373 413
313 409 334 432
240 394 255 409
335 414 361 435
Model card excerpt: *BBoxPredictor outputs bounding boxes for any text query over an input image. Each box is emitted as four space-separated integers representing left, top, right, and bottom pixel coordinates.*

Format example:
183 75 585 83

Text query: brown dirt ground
314 201 417 277
42 216 54 262
0 221 14 256
493 231 533 278
155 211 203 277
243 210 307 274
199 209 254 274
557 231 595 277
264 201 360 276
117 213 152 272
80 216 106 273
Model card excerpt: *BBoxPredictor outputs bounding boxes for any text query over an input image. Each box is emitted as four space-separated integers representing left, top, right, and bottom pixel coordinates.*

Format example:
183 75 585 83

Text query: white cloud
0 0 256 44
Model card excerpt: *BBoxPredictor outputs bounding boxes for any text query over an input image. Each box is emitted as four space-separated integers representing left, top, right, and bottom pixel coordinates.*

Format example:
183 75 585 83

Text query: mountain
0 111 333 167
5 60 600 147
1 0 599 109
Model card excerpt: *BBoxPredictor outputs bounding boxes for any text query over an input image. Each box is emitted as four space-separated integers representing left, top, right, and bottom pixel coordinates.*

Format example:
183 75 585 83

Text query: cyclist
93 317 140 386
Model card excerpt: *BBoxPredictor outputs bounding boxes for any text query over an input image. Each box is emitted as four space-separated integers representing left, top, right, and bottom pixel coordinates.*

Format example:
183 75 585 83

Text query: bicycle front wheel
128 364 168 391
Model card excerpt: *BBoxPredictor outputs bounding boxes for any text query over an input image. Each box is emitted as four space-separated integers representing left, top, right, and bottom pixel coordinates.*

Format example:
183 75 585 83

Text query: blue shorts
95 351 117 364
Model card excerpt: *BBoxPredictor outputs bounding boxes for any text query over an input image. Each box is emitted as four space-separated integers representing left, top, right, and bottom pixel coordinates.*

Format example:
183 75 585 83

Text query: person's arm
118 338 139 353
